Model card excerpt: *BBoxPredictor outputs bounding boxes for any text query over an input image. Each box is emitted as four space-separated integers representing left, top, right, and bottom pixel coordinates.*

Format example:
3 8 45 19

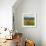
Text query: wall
40 0 46 46
13 0 41 46
13 0 46 46
0 0 16 30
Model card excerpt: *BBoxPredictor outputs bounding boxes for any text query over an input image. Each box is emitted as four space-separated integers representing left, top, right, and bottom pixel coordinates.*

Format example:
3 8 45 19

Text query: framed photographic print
22 13 36 27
